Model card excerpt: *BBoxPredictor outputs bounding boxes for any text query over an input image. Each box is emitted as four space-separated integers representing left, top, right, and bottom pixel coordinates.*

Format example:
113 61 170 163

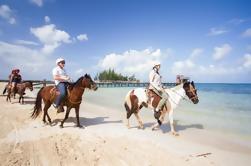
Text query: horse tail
124 90 133 110
2 87 6 95
31 87 44 119
124 90 137 119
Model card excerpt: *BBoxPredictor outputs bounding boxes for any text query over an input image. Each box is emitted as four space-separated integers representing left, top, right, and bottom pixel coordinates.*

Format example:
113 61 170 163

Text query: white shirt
149 69 162 91
52 66 68 85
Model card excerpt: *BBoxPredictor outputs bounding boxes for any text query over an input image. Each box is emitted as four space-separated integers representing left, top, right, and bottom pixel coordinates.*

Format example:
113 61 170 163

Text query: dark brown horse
6 81 33 104
124 81 199 136
31 74 98 128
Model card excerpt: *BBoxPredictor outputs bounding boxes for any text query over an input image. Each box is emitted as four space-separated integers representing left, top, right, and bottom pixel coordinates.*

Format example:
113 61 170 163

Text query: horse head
25 81 33 91
82 74 98 91
183 81 199 104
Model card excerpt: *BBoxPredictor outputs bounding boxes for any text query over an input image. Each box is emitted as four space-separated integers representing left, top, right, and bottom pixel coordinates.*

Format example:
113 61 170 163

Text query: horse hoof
172 132 179 136
76 125 84 128
138 126 144 129
60 125 64 128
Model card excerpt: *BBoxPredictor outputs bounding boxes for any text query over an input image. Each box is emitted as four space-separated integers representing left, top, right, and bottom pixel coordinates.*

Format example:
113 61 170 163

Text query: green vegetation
95 69 137 82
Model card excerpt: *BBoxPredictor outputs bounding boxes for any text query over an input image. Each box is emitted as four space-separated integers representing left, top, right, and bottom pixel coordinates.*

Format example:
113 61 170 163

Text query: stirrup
56 106 64 113
154 109 161 120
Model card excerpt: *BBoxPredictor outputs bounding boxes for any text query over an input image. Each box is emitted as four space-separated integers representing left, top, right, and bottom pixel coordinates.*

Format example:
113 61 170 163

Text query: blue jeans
54 82 66 107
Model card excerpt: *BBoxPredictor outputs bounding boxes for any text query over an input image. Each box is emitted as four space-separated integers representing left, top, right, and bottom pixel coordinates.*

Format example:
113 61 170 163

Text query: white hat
56 58 65 65
153 62 161 67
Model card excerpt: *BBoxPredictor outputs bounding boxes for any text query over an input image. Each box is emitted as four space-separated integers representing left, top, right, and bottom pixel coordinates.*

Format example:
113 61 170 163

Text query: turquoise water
84 83 251 137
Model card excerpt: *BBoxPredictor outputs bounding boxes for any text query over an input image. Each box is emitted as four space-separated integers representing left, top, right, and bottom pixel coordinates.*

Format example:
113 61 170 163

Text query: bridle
185 87 198 101
170 83 198 103
68 77 96 104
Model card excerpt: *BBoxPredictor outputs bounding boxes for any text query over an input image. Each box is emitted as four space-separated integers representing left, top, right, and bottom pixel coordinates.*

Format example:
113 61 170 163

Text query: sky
0 0 251 83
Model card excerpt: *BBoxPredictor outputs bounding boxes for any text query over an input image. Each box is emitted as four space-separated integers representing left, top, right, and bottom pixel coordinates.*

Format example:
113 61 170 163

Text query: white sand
0 83 251 166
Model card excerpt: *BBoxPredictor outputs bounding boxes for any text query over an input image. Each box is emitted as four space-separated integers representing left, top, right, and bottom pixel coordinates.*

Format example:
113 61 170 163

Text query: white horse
124 81 199 136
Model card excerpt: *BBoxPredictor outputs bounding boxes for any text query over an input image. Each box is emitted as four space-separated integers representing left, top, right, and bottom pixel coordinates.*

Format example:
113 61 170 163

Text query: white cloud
77 34 88 41
0 41 53 79
190 48 203 59
75 68 84 75
98 48 163 78
169 48 251 82
15 39 39 46
242 28 251 38
44 16 50 23
30 24 71 54
228 18 245 25
30 0 43 7
208 28 228 36
0 5 16 24
243 54 251 68
212 44 232 60
171 56 243 83
247 45 251 52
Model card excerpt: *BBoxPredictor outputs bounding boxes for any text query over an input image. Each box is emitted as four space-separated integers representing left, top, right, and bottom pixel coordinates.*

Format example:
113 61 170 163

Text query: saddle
146 88 161 105
49 83 74 100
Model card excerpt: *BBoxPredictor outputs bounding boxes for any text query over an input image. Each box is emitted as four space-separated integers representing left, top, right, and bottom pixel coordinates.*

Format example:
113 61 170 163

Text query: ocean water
84 83 251 137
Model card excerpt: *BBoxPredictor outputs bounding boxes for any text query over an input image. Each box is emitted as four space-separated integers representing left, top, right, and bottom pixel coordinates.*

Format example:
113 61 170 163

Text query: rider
9 69 22 95
149 62 169 119
52 58 71 113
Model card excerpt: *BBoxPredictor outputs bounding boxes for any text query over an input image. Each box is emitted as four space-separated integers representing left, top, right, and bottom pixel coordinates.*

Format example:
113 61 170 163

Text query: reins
67 81 86 105
169 86 197 104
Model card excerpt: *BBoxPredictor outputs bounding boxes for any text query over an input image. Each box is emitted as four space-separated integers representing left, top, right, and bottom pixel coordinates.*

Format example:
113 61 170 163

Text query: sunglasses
60 61 65 64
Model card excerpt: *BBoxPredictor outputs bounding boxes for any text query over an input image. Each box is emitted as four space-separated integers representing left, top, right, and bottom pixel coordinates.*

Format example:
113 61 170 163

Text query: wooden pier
0 80 176 88
96 82 175 88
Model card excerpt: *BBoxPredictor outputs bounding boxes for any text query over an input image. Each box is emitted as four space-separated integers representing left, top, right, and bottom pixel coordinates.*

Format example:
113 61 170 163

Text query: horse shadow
144 120 204 133
23 100 36 105
51 116 122 128
24 96 36 99
9 100 35 105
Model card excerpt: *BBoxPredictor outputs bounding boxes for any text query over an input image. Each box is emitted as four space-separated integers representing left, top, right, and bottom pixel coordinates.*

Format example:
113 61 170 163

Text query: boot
154 108 161 120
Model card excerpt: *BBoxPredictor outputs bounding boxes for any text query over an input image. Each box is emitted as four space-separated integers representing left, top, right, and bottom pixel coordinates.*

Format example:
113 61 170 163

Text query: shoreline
0 83 251 166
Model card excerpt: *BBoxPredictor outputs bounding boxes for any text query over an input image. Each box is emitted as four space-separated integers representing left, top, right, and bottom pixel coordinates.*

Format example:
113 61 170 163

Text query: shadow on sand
143 120 204 133
51 116 122 128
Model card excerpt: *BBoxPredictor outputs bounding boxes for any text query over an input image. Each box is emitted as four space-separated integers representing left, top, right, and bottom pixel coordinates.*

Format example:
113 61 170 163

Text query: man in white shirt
149 62 169 119
52 58 71 112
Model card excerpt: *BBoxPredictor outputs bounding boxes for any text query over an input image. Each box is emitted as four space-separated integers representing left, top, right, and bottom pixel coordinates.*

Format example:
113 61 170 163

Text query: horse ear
191 81 195 87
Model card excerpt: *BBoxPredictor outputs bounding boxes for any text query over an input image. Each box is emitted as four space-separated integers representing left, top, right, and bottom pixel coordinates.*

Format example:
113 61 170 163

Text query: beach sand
0 83 251 166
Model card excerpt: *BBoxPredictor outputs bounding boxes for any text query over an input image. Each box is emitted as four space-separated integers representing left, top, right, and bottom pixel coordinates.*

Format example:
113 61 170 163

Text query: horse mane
73 74 91 86
22 81 33 84
73 76 84 86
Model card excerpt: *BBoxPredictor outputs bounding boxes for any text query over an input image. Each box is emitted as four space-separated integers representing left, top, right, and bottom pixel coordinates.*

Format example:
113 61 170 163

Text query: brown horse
124 81 199 136
6 81 33 104
31 74 98 128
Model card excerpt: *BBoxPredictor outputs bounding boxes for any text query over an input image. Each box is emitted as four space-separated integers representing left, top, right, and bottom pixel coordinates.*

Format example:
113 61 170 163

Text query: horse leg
43 103 51 124
168 109 179 136
19 94 22 104
21 91 24 104
75 106 83 128
134 111 144 129
6 93 9 102
7 92 11 102
152 109 167 131
46 104 52 124
126 110 134 129
60 107 71 128
124 102 134 129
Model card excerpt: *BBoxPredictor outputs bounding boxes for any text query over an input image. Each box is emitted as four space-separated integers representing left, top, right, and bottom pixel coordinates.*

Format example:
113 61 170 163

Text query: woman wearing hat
9 69 22 95
149 62 169 119
52 58 71 112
